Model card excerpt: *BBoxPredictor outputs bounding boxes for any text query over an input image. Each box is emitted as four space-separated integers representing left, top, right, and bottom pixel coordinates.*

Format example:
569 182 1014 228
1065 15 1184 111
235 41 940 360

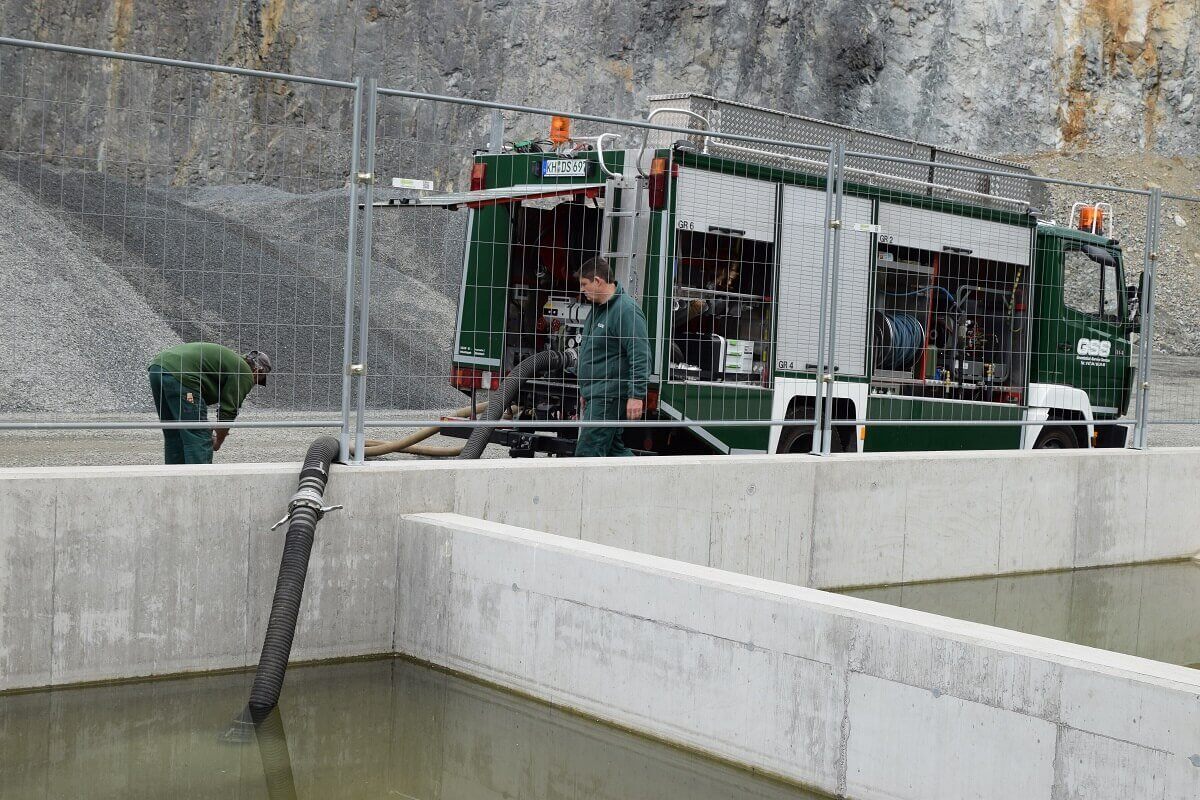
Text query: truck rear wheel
1033 426 1078 449
777 426 843 454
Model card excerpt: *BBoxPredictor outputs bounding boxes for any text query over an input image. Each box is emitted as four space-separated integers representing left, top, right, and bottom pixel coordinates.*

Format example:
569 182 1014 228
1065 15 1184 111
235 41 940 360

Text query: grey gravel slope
0 166 181 413
0 156 463 414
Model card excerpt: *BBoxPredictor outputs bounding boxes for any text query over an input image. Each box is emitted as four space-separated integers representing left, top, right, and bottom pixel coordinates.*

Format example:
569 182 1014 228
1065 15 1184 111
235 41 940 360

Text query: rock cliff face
2 0 1197 185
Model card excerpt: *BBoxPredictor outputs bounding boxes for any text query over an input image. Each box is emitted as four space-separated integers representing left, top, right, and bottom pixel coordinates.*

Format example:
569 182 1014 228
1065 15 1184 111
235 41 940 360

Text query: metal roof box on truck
644 92 1047 212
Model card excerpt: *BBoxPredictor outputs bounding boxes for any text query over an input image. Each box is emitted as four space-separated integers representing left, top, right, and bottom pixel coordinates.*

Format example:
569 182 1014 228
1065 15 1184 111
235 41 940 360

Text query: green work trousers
148 364 213 464
574 396 633 458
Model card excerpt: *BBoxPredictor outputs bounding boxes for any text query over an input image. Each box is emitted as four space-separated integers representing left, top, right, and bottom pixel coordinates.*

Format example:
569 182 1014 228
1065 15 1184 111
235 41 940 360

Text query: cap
244 350 273 385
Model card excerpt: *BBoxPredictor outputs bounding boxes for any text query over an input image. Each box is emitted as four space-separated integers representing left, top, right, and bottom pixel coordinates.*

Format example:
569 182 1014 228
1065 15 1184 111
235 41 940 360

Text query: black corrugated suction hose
248 435 341 711
457 348 575 460
249 706 299 800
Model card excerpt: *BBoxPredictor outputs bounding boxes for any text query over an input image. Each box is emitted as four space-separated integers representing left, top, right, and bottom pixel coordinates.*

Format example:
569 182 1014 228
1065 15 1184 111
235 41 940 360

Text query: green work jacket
150 342 256 421
577 285 650 401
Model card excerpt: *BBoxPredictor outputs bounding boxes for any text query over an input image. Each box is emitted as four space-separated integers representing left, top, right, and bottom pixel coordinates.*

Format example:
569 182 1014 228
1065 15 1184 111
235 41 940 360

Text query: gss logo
1076 338 1111 358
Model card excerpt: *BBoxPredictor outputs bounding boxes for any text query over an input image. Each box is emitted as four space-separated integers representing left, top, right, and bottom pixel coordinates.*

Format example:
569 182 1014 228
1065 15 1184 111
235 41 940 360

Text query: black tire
777 425 843 454
1033 425 1078 449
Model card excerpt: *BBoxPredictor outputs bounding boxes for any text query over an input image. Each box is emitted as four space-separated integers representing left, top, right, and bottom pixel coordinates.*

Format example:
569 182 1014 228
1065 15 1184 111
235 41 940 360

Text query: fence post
337 77 364 464
352 78 379 464
1132 187 1162 449
810 146 839 455
819 141 847 456
488 109 504 153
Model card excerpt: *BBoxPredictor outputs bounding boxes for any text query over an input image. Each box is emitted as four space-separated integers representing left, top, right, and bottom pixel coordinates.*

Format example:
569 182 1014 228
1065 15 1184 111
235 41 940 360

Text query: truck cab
1027 222 1135 448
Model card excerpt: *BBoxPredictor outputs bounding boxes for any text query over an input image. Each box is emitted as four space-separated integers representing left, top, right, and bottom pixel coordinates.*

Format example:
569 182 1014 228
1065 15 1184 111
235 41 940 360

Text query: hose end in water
218 705 257 745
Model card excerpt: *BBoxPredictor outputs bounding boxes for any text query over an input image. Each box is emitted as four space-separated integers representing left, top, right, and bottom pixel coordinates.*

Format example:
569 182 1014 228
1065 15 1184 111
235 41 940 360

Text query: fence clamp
1142 381 1150 390
822 373 834 383
829 219 842 230
348 363 367 376
356 172 374 185
1149 252 1158 262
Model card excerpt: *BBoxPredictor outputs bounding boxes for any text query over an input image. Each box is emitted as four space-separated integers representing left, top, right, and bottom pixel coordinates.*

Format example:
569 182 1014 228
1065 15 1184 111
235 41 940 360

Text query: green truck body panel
457 203 510 364
864 396 1022 452
659 382 773 451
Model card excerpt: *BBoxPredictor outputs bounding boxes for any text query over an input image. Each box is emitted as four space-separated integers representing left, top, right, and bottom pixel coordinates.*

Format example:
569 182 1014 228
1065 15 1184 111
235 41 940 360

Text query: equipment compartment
502 198 602 373
668 227 775 385
870 242 1031 404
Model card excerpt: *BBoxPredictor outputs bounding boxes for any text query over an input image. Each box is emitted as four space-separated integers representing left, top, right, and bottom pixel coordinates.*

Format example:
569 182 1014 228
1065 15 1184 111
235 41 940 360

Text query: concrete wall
3 448 1199 691
454 447 1199 589
849 561 1200 667
398 512 1200 800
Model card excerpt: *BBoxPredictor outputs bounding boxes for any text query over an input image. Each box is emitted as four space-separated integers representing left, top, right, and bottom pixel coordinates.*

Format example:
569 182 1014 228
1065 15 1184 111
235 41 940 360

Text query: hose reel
873 311 925 372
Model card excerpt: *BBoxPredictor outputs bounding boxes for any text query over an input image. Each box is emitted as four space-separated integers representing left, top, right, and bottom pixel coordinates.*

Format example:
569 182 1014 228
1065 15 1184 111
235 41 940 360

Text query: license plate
542 159 588 178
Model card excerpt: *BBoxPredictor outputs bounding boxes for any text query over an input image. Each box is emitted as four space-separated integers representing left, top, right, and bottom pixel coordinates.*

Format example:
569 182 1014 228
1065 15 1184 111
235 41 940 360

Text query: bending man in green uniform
575 257 651 457
148 342 272 464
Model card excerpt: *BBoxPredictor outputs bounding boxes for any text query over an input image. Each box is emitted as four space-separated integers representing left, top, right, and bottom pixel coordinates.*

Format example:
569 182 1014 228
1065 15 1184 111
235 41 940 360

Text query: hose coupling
269 487 344 531
560 347 579 374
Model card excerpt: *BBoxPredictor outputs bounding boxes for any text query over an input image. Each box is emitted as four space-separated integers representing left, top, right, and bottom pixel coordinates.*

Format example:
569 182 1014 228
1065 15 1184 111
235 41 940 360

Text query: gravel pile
0 155 464 415
0 165 180 413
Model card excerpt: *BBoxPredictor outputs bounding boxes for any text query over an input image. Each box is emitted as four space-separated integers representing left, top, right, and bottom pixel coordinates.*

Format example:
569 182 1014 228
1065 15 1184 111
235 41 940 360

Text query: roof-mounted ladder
598 174 651 300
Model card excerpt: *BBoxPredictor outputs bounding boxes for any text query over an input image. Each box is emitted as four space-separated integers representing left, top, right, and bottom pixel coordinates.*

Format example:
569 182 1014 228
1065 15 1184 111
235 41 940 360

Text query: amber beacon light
549 115 571 145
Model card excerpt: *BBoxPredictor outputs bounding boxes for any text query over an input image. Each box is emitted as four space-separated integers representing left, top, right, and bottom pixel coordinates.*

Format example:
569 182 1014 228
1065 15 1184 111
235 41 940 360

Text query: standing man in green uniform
575 257 651 457
148 342 272 464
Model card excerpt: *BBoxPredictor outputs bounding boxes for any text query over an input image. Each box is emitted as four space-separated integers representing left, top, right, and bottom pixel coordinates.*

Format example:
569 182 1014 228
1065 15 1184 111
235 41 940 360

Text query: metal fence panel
1146 189 1200 443
355 92 847 459
0 42 359 447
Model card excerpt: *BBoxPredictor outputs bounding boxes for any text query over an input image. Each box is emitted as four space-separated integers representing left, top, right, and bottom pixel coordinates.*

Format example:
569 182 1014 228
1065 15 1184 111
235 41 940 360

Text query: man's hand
213 428 229 452
626 398 644 420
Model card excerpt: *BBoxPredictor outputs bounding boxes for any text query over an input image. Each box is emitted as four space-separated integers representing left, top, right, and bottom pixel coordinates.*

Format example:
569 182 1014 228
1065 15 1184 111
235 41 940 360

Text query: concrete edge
405 511 1200 692
0 445 1181 481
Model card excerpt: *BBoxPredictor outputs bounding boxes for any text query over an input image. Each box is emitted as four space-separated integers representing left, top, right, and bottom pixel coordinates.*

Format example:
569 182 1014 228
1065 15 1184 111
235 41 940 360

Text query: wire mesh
829 149 1150 454
355 88 1165 460
1147 191 1200 442
0 43 359 463
0 37 1178 462
359 93 840 458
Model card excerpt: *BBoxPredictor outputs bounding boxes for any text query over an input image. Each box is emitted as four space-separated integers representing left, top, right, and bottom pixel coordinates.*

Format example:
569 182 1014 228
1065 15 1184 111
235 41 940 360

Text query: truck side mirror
1125 283 1140 326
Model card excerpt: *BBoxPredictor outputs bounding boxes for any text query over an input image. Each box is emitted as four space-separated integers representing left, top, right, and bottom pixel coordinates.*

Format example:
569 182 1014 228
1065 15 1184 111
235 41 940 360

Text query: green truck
385 94 1139 456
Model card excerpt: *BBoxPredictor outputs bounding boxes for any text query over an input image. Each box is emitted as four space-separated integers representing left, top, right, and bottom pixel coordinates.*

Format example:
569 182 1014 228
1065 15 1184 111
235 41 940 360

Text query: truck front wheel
1033 426 1079 449
777 426 843 454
